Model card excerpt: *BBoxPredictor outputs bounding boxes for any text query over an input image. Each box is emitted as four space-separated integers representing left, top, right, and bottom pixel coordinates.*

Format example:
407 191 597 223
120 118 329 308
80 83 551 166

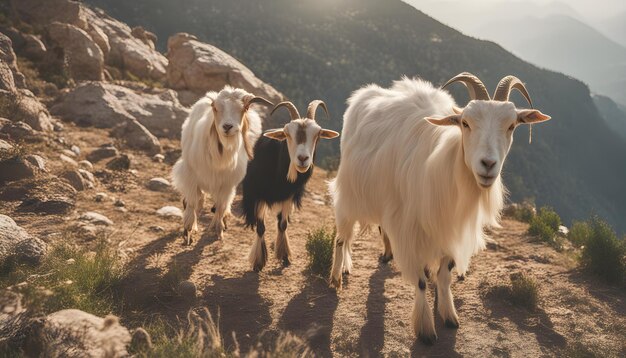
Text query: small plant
1 239 126 316
305 226 335 278
528 206 564 250
568 221 592 248
504 200 536 223
508 273 539 310
579 217 626 284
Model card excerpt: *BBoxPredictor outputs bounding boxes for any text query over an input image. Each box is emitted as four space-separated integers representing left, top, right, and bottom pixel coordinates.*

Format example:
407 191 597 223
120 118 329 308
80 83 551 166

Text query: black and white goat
242 100 339 271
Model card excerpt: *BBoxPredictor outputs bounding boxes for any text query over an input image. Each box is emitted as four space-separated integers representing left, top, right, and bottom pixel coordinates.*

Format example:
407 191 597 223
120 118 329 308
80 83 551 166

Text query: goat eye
508 124 515 131
462 121 469 129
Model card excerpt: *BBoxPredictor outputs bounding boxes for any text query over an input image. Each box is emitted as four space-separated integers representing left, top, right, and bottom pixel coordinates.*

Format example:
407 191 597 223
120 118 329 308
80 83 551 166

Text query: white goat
172 86 272 244
329 73 550 343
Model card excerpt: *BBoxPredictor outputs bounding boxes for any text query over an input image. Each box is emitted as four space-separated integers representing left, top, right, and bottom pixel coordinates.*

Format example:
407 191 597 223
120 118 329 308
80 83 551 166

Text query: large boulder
0 176 77 215
167 33 283 105
110 118 162 154
0 215 47 266
0 89 53 131
11 0 87 29
35 309 131 357
51 82 189 138
47 22 104 81
0 156 38 184
0 33 26 89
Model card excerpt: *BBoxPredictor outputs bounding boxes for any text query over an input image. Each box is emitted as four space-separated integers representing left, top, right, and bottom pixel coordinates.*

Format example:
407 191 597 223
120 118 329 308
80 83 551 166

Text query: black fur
242 135 313 228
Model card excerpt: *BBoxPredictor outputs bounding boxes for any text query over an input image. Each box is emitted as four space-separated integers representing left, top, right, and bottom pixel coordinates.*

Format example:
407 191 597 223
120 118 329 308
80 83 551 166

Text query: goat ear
452 106 463 114
517 109 551 124
242 114 254 160
320 129 339 139
264 129 287 141
426 114 461 126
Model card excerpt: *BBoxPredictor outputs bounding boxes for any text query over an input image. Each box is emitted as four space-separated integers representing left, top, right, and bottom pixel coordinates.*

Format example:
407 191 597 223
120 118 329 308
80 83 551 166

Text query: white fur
172 87 263 240
330 77 511 340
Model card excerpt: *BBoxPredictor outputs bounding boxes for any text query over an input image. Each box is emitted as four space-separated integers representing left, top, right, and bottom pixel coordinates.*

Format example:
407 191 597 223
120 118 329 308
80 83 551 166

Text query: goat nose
222 124 233 132
481 158 496 170
298 155 309 163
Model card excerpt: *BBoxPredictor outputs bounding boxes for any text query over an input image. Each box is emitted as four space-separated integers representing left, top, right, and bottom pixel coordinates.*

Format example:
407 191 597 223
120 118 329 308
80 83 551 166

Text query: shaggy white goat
329 73 550 343
172 87 272 244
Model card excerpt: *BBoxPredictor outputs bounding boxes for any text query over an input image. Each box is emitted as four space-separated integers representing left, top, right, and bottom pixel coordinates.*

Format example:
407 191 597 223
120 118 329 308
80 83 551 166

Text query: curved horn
271 101 301 121
306 100 329 120
244 95 274 109
493 75 533 108
442 72 490 101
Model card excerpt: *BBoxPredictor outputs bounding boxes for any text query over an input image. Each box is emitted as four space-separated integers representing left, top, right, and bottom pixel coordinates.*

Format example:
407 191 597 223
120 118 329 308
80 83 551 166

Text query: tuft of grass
508 273 539 310
505 200 536 223
568 221 592 248
579 217 626 285
305 226 335 278
528 206 564 251
0 239 126 317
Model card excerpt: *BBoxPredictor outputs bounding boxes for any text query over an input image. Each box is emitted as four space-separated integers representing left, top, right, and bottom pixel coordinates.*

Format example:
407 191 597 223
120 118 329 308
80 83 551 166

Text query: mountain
593 95 626 141
85 0 626 233
597 10 626 47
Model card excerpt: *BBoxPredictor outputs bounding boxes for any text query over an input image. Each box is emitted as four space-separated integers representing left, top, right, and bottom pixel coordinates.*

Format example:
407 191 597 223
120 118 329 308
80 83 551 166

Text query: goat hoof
253 264 264 272
379 254 393 264
282 257 291 267
330 277 342 290
419 333 438 345
444 318 459 329
183 230 193 246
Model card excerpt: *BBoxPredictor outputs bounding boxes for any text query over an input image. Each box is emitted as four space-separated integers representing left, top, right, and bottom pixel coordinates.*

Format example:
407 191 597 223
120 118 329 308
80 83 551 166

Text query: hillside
594 95 626 141
84 0 626 232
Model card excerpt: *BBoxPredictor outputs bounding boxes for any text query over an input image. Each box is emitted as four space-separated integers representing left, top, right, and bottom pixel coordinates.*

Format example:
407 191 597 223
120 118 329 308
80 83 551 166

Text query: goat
242 100 339 271
329 73 550 344
171 86 273 245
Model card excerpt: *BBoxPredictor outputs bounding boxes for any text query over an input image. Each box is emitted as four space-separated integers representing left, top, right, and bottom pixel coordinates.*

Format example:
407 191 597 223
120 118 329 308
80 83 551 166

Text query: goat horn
306 100 329 121
245 96 274 108
442 72 491 101
493 75 533 108
271 101 301 121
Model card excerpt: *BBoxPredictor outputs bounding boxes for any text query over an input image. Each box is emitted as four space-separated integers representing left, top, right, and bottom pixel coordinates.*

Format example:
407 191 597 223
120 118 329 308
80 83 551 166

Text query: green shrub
528 206 563 250
508 273 539 310
580 217 626 284
1 240 125 316
568 221 592 247
305 226 335 277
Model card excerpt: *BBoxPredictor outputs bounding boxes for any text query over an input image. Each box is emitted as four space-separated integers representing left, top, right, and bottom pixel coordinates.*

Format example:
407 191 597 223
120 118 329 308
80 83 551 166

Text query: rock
78 169 95 185
11 0 87 29
147 177 171 192
61 170 88 191
61 149 77 158
74 223 99 241
131 26 157 50
156 206 183 219
177 280 197 299
114 199 125 207
130 327 153 352
78 160 93 170
22 34 47 60
0 121 35 141
36 310 131 358
87 24 110 57
87 144 119 162
0 214 47 266
0 89 53 131
79 212 113 226
110 119 162 154
106 154 131 171
164 149 181 165
0 156 37 184
24 154 46 171
0 290 29 347
0 33 26 89
166 33 283 105
47 22 104 81
59 153 78 167
51 82 189 138
0 139 12 153
12 177 76 215
70 145 81 156
558 225 569 237
94 192 108 202
0 61 16 92
152 153 165 162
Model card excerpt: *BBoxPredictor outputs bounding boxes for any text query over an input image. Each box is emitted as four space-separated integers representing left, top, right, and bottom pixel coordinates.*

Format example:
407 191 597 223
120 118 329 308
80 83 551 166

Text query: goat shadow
357 264 395 356
278 274 339 357
202 273 273 353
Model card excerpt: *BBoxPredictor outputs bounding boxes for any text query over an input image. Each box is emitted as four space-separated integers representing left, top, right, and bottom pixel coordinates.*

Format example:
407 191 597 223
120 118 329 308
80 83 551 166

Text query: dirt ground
3 123 625 357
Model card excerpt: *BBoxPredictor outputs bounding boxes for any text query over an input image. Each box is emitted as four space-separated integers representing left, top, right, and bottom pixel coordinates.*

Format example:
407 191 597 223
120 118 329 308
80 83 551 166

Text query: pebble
156 206 182 219
147 177 171 192
79 212 113 226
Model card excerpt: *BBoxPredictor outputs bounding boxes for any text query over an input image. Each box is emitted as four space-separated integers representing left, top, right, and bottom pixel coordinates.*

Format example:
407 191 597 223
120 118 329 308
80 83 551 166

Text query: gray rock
113 199 125 207
12 177 76 215
106 154 131 171
79 212 113 226
147 177 171 192
0 214 47 266
0 121 34 141
0 33 26 89
59 153 78 167
152 153 165 162
0 156 37 184
164 149 181 165
24 154 46 171
0 89 53 131
78 160 93 170
78 169 95 185
156 206 182 219
110 119 161 155
47 22 104 81
0 139 13 153
61 149 77 158
51 82 189 138
61 170 87 191
87 145 118 162
94 192 108 202
70 145 80 156
36 309 131 358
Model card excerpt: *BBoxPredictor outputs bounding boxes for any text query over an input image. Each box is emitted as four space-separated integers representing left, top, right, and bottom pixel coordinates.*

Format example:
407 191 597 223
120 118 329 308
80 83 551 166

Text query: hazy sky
446 0 626 19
